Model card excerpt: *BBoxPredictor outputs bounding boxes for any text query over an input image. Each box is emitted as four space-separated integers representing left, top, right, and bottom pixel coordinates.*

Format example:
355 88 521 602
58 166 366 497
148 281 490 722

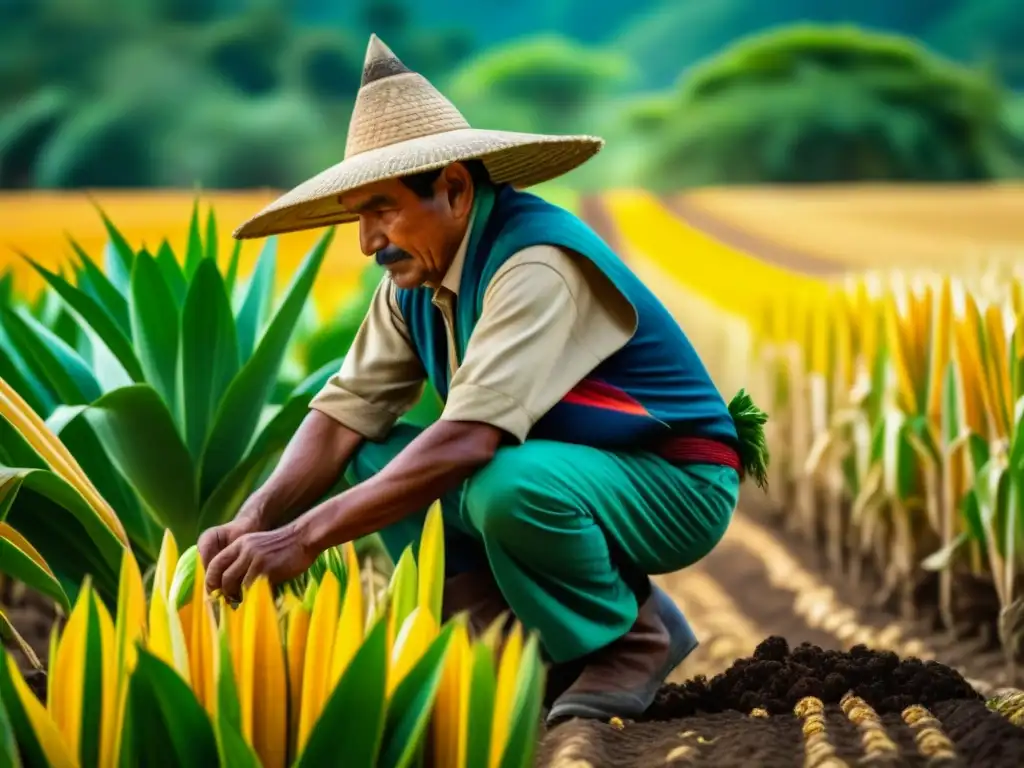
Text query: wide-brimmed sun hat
232 34 605 239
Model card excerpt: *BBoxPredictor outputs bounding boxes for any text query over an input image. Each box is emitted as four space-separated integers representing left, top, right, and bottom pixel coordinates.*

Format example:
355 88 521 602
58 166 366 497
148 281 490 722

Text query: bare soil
540 638 1024 767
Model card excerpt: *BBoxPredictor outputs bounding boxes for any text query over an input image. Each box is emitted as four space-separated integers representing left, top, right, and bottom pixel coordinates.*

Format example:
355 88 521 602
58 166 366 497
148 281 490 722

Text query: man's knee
464 442 565 540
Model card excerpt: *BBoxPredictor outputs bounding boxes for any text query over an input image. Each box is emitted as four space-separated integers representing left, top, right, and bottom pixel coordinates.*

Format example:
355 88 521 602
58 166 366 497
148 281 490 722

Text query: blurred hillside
0 0 1022 192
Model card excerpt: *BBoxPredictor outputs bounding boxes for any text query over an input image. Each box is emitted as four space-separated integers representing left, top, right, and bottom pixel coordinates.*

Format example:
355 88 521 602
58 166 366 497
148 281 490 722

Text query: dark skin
200 162 506 602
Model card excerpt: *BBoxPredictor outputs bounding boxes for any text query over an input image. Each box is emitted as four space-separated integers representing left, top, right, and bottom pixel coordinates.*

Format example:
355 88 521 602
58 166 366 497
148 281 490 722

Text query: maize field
2 187 1024 766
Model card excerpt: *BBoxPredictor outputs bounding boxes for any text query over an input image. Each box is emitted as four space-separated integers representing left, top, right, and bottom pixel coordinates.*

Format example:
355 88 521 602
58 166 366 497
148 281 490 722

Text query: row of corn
754 265 1024 667
0 504 544 768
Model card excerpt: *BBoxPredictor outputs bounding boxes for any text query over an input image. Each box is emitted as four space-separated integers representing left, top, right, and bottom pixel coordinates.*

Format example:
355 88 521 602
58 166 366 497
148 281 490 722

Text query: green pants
347 424 739 663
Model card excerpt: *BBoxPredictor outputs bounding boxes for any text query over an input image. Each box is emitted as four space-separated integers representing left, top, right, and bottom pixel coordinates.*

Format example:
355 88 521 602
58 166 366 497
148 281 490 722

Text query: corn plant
0 375 129 651
0 504 545 767
764 267 1024 671
2 205 341 562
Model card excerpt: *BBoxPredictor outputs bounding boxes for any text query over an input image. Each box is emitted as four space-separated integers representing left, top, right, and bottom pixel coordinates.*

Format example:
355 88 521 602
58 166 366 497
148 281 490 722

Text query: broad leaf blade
236 238 278 363
214 623 261 768
2 307 102 405
295 616 389 768
183 200 204 280
180 259 240 460
155 240 187 308
25 257 144 381
198 231 332 502
119 650 220 767
130 250 181 412
378 621 456 768
0 523 69 612
82 385 199 548
68 238 131 334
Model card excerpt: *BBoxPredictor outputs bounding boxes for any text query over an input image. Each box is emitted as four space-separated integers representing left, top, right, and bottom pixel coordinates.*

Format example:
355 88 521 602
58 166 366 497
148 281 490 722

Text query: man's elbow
439 420 506 467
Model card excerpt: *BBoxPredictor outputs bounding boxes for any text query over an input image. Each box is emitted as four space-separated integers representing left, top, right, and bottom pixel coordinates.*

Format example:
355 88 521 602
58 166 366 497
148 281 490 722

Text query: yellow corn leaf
109 550 145 768
489 623 524 768
963 293 999 432
417 502 445 623
238 578 288 768
953 314 990 438
224 599 245 685
883 292 919 414
95 593 118 768
147 587 191 684
0 378 126 544
810 297 830 377
926 276 953 422
5 655 76 768
388 606 439 697
328 542 365 689
833 295 854 393
296 570 341 753
48 583 91 757
187 554 217 717
284 602 311 747
433 617 471 768
0 523 54 580
152 529 180 600
984 303 1013 438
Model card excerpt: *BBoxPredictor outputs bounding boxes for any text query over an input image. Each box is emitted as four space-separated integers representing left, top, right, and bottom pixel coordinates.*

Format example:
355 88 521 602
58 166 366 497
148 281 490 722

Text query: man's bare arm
239 409 366 530
292 419 503 552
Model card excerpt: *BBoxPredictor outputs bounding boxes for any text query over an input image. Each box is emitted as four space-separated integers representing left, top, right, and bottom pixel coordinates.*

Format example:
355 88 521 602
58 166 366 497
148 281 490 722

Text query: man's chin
385 266 424 290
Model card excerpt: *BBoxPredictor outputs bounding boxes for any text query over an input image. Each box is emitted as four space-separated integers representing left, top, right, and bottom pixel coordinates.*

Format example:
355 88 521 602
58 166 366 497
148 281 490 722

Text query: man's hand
204 523 316 602
197 516 261 572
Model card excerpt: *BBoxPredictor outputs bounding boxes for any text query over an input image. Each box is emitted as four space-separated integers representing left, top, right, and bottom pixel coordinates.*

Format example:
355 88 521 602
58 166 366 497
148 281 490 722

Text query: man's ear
441 162 475 219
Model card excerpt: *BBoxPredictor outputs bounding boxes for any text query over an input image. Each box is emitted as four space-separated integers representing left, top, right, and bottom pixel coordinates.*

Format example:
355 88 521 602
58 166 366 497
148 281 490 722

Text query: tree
626 25 1023 190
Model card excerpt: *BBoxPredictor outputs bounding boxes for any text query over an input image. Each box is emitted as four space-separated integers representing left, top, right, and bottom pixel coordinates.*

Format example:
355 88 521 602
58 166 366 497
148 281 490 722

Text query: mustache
375 245 413 266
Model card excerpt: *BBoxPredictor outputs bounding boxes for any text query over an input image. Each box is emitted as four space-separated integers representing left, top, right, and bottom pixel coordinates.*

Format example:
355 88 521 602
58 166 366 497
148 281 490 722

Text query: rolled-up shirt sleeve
308 278 426 440
441 246 637 442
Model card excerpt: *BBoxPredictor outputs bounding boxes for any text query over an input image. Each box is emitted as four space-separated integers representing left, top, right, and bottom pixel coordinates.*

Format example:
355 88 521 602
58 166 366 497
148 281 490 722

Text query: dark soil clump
643 636 983 720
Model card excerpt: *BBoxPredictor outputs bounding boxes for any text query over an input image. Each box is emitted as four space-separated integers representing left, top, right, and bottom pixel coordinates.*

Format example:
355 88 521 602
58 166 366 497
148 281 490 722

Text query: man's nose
359 220 386 256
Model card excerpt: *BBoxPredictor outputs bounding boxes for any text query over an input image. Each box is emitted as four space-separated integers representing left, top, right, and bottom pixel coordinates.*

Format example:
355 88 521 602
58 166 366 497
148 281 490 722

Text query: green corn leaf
0 270 12 306
155 239 187 308
25 256 144 381
213 623 261 768
0 667 23 768
45 405 160 563
2 307 102 405
0 468 123 604
82 385 199 549
0 650 48 767
118 649 220 767
387 548 419 641
169 545 199 610
378 621 456 768
0 531 69 613
183 200 205 280
295 616 389 768
130 249 181 412
78 588 106 768
198 230 332 503
195 362 339 530
498 633 546 768
205 208 218 263
180 259 240 459
68 238 132 334
0 407 49 469
236 238 278 363
95 205 135 284
224 239 243 304
464 641 497 768
0 342 52 418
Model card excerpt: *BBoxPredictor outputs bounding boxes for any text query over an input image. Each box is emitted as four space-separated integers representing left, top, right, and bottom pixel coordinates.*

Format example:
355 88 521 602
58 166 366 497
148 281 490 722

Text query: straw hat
232 34 604 239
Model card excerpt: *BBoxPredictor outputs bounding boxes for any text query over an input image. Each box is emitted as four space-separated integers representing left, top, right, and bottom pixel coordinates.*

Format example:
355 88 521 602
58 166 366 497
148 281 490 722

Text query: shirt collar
436 206 477 298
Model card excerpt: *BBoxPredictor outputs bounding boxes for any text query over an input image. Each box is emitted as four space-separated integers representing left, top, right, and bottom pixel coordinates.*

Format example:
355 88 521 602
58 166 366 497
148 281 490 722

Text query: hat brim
232 128 604 239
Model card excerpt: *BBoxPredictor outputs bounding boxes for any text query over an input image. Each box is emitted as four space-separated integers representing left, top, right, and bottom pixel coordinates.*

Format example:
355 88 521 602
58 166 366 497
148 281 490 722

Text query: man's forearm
293 420 504 551
242 409 365 529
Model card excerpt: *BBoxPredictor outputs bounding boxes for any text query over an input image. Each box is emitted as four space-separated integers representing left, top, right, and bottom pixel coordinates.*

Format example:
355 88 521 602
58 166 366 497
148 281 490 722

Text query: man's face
340 163 476 290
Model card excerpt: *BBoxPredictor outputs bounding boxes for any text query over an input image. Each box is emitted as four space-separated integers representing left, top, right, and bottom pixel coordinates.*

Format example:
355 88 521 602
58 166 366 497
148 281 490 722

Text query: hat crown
344 34 470 158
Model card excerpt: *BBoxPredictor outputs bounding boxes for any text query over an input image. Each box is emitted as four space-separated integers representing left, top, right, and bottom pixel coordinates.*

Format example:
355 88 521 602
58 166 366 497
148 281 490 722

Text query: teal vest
394 184 738 450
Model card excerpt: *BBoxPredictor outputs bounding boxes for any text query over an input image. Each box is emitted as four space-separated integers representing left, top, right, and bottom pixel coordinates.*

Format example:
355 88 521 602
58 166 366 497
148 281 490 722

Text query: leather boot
441 569 514 638
545 584 698 725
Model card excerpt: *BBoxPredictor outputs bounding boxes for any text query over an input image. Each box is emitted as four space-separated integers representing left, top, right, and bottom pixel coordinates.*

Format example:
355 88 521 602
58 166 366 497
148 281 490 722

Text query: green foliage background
0 0 1022 192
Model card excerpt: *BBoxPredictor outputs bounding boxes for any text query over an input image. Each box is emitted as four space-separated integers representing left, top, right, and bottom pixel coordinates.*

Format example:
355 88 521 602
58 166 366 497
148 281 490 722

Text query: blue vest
395 184 738 450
